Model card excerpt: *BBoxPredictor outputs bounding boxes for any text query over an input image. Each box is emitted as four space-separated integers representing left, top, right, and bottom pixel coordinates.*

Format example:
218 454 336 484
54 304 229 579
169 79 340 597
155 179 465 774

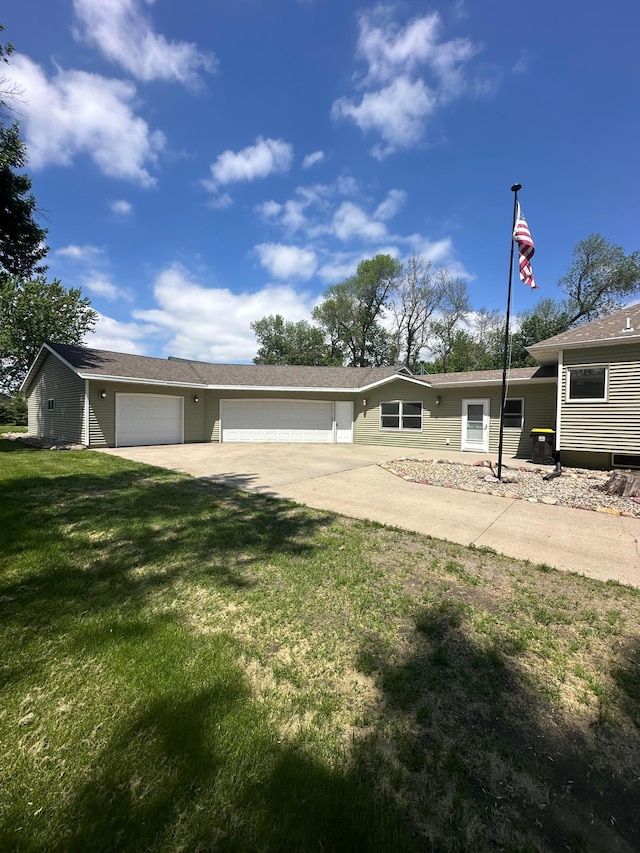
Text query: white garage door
221 399 334 443
116 394 184 447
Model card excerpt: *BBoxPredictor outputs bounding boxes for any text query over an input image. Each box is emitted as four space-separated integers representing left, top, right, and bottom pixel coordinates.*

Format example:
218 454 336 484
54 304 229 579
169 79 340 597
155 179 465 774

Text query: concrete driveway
98 442 640 587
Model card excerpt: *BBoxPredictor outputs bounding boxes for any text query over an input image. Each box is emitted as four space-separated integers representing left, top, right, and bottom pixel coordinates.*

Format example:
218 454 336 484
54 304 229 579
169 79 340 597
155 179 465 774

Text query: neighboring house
19 304 639 468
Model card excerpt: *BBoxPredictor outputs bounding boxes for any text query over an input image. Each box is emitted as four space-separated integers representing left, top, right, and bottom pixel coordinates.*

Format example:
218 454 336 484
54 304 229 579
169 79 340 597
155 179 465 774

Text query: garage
116 393 184 447
221 399 334 443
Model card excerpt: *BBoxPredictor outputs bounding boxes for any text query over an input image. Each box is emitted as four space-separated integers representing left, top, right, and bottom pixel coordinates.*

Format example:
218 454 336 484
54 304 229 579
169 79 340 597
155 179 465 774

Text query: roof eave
528 332 640 362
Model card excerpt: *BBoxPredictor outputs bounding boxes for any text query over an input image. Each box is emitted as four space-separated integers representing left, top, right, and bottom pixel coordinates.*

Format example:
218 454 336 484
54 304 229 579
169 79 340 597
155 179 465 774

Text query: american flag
513 203 537 288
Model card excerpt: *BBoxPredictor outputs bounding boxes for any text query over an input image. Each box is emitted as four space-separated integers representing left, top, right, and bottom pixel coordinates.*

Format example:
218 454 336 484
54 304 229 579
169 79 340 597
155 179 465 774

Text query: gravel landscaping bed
380 457 640 518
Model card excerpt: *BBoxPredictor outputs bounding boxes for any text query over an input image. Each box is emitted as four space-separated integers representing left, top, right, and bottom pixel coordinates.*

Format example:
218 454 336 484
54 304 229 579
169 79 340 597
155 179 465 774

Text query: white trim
379 400 423 431
503 397 524 430
77 373 208 389
565 364 609 403
83 379 90 446
555 350 563 450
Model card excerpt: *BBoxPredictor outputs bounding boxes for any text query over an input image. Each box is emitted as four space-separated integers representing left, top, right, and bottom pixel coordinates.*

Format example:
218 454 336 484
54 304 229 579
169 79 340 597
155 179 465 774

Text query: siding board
353 379 556 456
560 344 640 453
27 353 85 443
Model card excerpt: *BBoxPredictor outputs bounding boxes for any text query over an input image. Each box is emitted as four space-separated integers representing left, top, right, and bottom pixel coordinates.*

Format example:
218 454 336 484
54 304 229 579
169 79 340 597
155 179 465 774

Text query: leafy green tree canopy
559 234 640 325
313 254 402 367
251 314 341 366
0 276 97 392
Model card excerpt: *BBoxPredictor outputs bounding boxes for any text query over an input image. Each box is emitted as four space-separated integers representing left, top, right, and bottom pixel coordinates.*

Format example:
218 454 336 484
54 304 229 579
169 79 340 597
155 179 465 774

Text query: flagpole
497 183 521 481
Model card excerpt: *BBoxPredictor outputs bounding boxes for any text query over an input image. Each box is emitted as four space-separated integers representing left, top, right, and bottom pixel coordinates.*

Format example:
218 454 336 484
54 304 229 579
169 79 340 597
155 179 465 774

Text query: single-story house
20 304 640 468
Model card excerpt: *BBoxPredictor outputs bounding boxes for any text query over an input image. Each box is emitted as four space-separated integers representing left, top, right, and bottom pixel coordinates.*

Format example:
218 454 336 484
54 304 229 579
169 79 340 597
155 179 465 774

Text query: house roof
528 304 640 364
425 365 556 387
22 342 557 395
23 342 413 392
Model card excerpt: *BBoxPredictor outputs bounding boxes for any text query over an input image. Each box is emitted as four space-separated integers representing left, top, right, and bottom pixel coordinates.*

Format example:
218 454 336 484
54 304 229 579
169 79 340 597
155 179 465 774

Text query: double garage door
222 399 337 443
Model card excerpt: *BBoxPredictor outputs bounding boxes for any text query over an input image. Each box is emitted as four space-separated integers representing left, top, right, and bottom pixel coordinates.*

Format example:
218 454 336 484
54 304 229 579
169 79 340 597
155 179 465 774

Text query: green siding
88 381 207 447
560 344 640 454
27 353 85 443
353 379 556 457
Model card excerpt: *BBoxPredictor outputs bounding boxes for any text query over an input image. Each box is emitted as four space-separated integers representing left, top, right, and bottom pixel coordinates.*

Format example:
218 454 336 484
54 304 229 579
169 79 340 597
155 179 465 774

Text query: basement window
612 454 640 470
47 398 55 411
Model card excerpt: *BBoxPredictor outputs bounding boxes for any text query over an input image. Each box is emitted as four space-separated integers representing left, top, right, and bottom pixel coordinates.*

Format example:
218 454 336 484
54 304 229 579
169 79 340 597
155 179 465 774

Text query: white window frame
47 398 55 411
566 365 608 402
380 400 423 431
503 397 524 429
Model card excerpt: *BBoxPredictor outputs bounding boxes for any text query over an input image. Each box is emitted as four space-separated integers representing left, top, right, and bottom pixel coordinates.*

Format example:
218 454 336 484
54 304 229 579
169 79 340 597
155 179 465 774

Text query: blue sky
4 0 640 362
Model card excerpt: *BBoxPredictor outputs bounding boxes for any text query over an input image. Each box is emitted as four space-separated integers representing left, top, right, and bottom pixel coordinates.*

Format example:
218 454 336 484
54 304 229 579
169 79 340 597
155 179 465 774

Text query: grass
1 440 639 852
0 424 27 434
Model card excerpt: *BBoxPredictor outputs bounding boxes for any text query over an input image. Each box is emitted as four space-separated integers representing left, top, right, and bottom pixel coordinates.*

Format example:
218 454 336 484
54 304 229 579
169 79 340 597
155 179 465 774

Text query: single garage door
221 399 334 443
116 393 184 447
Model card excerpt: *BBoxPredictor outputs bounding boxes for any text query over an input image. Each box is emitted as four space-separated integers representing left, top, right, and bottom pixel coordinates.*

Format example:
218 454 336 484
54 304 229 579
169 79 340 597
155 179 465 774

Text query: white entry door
335 401 354 443
461 398 490 452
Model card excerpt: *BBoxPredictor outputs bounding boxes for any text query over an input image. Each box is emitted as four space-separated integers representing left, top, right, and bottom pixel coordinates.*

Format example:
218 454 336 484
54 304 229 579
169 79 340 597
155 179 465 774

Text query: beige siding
27 353 85 443
560 344 640 454
88 381 206 447
353 379 556 457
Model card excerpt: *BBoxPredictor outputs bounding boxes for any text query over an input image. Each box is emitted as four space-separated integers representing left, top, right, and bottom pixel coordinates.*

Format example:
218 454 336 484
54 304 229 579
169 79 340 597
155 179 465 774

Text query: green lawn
0 425 27 434
1 441 639 852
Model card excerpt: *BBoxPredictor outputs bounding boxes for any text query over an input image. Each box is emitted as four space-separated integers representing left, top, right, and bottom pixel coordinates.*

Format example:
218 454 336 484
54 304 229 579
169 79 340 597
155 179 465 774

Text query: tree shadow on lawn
353 601 640 852
2 626 416 853
0 460 334 690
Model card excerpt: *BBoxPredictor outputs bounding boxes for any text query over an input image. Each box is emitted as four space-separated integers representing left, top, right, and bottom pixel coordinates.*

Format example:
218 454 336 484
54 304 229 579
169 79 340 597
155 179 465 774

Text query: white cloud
111 199 133 216
56 243 103 262
255 244 318 280
11 55 164 186
331 201 389 242
356 8 442 84
207 137 293 186
82 273 131 302
302 150 325 169
333 8 482 155
133 263 316 362
72 0 215 86
374 189 407 221
332 76 436 156
55 243 131 301
86 313 156 353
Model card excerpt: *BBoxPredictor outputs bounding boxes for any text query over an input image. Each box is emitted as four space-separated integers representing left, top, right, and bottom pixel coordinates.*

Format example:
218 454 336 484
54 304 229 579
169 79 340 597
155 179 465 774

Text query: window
567 366 607 401
47 398 55 411
381 401 422 430
503 398 523 429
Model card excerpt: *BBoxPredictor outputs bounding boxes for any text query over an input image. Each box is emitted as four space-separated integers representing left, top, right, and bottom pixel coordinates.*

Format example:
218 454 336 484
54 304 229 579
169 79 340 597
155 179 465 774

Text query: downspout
84 379 90 446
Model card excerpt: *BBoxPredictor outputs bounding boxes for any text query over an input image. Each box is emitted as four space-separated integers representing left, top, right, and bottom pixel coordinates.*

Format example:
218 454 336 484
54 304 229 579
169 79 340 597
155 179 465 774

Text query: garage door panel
222 399 334 443
116 394 183 447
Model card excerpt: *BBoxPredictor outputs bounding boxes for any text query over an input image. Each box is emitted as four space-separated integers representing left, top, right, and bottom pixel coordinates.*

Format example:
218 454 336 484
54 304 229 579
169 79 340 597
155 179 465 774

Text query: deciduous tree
251 314 340 365
559 234 640 325
0 276 97 392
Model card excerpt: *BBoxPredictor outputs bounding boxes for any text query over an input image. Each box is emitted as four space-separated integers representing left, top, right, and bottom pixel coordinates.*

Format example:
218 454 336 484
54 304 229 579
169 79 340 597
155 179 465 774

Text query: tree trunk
603 470 640 498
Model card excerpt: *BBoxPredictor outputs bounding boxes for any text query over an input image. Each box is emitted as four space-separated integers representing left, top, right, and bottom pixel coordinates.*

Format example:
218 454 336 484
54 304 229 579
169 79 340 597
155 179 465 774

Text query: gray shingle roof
425 366 555 386
47 343 409 390
529 304 640 351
